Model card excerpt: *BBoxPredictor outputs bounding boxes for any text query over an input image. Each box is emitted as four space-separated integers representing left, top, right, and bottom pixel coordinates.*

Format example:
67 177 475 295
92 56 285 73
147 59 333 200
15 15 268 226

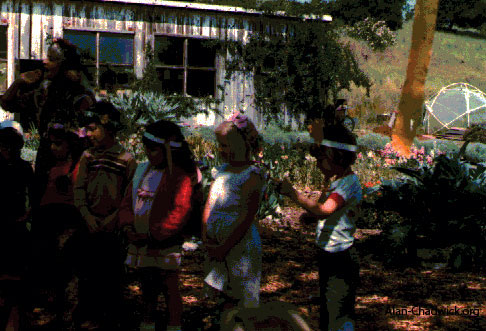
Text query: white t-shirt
316 173 362 253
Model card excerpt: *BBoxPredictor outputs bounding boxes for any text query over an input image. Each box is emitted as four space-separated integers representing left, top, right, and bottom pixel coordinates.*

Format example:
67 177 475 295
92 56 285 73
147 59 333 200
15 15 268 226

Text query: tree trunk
392 0 440 157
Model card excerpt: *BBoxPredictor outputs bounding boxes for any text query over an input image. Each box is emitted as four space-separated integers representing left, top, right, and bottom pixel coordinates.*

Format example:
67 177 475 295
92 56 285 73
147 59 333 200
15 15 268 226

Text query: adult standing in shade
1 38 96 205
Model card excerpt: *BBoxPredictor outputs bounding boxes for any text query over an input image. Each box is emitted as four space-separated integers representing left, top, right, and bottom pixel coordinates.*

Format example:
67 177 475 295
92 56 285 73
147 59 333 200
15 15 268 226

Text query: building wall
0 0 304 128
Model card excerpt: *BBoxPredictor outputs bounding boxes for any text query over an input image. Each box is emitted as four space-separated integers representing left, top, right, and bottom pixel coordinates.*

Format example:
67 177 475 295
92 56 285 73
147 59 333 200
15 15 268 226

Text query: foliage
357 133 390 151
436 0 486 32
327 0 407 30
220 20 370 123
344 18 397 52
110 91 179 136
366 154 486 269
127 43 218 121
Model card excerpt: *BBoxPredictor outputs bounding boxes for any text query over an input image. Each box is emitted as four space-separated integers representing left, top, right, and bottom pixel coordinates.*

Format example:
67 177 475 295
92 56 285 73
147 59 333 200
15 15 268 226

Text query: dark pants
28 204 82 325
74 231 125 326
318 247 359 331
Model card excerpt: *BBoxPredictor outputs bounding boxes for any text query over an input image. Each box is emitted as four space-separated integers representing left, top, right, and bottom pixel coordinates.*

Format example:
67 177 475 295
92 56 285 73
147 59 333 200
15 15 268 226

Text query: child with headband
73 101 136 329
203 112 265 316
118 120 200 331
275 124 362 331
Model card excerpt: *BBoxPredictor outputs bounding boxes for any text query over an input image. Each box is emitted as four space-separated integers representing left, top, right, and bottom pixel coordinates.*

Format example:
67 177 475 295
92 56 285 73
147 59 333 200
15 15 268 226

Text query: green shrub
345 18 397 52
367 154 486 269
464 142 486 163
357 133 391 151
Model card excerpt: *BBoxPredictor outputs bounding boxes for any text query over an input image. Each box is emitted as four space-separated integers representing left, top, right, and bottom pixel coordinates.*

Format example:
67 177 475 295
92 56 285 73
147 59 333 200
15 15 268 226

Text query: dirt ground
20 197 486 330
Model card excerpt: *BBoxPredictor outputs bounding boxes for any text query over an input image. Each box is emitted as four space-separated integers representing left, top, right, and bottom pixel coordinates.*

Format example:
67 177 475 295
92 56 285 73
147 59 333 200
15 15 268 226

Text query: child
276 124 362 331
73 101 137 329
0 121 34 331
29 124 83 328
118 120 199 331
203 112 265 312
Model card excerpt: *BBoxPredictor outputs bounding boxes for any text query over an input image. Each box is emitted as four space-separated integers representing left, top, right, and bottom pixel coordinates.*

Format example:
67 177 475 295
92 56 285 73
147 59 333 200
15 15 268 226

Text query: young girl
203 112 265 312
118 120 199 331
0 121 34 331
276 124 362 331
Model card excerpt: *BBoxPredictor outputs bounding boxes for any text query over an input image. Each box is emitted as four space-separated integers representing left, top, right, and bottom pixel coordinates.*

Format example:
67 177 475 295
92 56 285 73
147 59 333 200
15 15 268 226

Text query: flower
357 152 363 159
258 150 264 158
274 160 278 164
367 151 375 158
281 155 288 160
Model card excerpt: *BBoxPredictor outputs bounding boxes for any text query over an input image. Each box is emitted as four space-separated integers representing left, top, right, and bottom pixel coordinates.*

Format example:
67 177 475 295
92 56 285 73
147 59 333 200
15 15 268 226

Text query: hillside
340 21 486 122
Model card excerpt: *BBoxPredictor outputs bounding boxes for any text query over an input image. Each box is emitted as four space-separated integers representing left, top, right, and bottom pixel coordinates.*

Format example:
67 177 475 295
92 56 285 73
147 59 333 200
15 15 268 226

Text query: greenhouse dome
424 83 486 134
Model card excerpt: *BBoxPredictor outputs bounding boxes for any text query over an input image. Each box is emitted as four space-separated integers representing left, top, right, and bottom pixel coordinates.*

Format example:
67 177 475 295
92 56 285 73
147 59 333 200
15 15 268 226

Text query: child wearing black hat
73 101 137 329
0 121 34 331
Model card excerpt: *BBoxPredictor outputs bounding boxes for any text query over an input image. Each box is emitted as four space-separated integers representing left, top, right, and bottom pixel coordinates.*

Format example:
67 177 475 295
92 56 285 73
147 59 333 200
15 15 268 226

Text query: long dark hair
143 120 197 174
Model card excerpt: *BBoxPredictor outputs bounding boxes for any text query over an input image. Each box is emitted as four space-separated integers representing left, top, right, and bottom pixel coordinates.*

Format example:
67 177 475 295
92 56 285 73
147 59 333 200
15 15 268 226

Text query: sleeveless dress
204 164 265 308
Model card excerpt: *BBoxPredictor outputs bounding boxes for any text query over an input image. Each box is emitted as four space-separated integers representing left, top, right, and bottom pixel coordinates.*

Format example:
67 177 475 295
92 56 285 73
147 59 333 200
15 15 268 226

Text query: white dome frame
424 82 486 134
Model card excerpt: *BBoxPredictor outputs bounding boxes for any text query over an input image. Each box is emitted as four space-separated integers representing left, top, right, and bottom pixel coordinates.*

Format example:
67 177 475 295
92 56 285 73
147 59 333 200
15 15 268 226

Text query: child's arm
150 173 193 241
208 172 263 260
201 182 213 244
277 178 343 217
73 152 99 233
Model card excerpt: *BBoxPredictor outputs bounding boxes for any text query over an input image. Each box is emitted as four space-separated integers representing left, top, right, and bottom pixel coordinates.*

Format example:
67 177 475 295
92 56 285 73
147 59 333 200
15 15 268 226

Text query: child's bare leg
5 305 19 331
161 270 182 327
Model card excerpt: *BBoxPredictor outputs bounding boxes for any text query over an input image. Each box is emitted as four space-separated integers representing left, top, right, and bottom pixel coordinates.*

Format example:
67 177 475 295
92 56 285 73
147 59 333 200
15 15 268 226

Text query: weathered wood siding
0 0 300 128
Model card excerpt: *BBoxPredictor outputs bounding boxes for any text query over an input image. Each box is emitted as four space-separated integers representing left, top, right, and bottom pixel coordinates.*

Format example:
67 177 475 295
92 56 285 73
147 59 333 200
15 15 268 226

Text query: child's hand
205 243 227 261
85 214 99 233
126 230 149 245
20 69 43 85
274 178 294 197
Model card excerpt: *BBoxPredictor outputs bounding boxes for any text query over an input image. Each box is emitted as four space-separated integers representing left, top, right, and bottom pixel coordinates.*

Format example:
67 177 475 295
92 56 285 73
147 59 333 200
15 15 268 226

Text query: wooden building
0 0 331 127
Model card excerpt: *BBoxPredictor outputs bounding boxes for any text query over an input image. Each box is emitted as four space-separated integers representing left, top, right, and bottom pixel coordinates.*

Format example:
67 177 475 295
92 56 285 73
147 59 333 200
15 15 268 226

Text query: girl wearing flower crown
203 112 265 313
118 120 200 331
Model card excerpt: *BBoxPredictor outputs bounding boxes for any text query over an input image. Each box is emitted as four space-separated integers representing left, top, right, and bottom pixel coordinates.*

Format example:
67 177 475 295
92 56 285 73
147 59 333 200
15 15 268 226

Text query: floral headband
227 111 248 129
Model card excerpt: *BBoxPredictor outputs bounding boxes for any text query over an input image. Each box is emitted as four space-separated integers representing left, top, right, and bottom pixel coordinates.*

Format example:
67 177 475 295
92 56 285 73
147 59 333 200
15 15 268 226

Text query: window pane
155 36 184 66
63 30 96 64
187 70 215 98
0 26 6 59
100 65 134 90
156 68 183 95
187 39 216 68
100 34 133 64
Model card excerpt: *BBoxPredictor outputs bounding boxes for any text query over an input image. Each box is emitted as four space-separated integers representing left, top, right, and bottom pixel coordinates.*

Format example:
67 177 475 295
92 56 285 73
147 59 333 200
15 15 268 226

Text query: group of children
0 101 362 331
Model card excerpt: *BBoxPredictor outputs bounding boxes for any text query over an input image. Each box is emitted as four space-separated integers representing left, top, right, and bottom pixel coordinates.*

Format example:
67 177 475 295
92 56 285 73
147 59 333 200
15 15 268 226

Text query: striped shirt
74 144 136 219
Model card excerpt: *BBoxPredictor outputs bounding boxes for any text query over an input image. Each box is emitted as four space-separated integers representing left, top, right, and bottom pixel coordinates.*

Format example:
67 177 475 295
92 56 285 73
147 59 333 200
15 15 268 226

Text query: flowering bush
346 18 397 52
379 143 439 168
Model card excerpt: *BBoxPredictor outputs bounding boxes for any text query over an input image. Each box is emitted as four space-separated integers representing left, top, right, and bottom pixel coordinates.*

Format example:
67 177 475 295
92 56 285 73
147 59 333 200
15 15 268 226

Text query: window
63 30 134 90
0 25 7 92
154 36 217 98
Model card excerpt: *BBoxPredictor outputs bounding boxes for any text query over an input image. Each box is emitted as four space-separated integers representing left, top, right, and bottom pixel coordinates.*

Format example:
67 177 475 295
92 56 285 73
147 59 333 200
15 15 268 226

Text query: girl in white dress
203 112 265 312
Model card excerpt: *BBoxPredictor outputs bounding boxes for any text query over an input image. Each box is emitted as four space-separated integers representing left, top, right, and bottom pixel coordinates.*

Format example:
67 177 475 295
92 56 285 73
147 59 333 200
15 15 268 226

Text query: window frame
153 34 217 98
0 24 8 93
63 27 135 91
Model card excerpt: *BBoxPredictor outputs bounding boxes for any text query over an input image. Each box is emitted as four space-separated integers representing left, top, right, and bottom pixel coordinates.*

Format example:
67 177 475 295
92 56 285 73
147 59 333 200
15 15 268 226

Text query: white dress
204 164 264 308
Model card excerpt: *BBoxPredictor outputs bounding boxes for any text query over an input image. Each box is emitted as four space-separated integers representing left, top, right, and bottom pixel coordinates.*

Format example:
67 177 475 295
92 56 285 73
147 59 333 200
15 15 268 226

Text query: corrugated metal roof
96 0 332 21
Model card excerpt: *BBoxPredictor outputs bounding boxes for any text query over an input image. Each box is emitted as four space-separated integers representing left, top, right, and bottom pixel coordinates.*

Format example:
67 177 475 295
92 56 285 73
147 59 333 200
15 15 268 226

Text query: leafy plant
345 17 397 52
367 154 486 268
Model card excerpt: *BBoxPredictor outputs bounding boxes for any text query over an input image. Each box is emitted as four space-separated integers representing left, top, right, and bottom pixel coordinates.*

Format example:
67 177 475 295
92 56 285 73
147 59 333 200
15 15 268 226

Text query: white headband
143 132 182 148
320 139 358 152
